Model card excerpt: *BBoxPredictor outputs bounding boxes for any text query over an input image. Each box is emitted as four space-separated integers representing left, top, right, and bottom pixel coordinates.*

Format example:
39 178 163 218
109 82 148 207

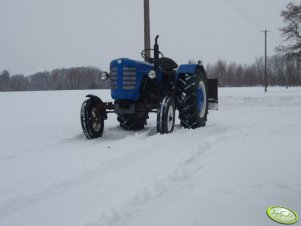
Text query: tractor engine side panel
110 58 153 101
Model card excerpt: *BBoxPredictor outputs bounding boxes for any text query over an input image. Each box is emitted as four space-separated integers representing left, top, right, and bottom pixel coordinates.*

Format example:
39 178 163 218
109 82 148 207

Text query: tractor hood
110 58 154 101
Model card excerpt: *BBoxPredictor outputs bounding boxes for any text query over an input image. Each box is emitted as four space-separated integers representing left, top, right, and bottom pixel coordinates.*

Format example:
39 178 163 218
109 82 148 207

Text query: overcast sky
0 0 299 75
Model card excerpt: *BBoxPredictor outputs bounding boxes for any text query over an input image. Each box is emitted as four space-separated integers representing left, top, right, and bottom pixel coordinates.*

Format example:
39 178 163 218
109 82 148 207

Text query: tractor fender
86 94 103 104
176 64 206 80
85 94 108 119
176 64 197 74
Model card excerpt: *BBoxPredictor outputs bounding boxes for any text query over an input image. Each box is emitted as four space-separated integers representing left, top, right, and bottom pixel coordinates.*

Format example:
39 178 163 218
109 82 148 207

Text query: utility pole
144 0 151 60
261 30 270 92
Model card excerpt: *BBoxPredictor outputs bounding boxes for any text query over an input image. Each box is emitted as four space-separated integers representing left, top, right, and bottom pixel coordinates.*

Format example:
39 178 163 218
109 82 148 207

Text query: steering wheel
141 49 164 62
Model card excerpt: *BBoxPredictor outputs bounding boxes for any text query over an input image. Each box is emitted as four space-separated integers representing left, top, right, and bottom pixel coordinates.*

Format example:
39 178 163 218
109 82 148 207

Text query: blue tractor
80 35 218 139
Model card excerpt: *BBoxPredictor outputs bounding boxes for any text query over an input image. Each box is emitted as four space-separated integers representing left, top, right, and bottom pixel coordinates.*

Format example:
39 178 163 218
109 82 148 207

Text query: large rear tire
80 99 104 139
176 68 208 129
117 113 148 130
157 96 175 134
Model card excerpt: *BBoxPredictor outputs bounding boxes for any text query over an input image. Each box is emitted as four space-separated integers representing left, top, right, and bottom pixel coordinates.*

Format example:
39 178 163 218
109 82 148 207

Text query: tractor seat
159 57 178 71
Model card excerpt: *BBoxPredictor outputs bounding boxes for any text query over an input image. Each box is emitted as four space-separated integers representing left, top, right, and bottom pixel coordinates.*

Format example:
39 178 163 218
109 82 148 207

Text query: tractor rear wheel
117 113 148 130
80 99 104 139
176 68 208 129
157 96 175 134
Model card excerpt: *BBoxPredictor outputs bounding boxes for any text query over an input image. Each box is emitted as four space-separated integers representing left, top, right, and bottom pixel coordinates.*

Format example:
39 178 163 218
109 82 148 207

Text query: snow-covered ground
0 87 300 226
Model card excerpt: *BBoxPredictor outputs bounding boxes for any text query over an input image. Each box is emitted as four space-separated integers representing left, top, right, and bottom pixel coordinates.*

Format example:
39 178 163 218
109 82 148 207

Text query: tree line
1 54 301 92
206 54 301 87
0 66 110 91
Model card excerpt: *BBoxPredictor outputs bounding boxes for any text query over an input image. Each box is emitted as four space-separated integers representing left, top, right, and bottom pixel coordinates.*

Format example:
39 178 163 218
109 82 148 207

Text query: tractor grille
110 67 136 90
110 67 118 90
122 67 136 90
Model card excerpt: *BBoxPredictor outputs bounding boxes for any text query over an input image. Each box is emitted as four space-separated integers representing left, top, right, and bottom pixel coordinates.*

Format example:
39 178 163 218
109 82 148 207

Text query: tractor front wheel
157 96 175 134
80 99 104 139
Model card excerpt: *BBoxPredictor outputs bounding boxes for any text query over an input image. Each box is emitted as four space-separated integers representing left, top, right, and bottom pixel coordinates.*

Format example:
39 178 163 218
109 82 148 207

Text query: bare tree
276 2 301 59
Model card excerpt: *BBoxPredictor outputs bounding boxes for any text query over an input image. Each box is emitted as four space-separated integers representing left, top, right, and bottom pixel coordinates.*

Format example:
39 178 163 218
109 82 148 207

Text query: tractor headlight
99 72 109 81
148 70 156 79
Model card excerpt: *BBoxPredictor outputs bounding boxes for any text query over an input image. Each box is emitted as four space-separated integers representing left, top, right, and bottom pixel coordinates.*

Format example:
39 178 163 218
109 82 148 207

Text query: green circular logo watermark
267 206 299 225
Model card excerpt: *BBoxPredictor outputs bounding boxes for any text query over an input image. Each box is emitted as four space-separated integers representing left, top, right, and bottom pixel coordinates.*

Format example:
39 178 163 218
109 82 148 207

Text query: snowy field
0 87 300 226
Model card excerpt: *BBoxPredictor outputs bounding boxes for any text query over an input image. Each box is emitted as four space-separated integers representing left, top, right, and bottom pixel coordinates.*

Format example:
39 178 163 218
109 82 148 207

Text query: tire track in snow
85 126 238 226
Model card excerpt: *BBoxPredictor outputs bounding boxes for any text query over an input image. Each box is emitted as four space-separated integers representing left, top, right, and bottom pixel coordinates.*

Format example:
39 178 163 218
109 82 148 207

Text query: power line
224 0 261 30
234 0 262 27
228 0 260 29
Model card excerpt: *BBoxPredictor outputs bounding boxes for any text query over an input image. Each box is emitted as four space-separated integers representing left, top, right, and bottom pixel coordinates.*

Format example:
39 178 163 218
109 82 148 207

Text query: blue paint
176 64 197 80
177 64 197 74
110 58 155 101
197 84 204 112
